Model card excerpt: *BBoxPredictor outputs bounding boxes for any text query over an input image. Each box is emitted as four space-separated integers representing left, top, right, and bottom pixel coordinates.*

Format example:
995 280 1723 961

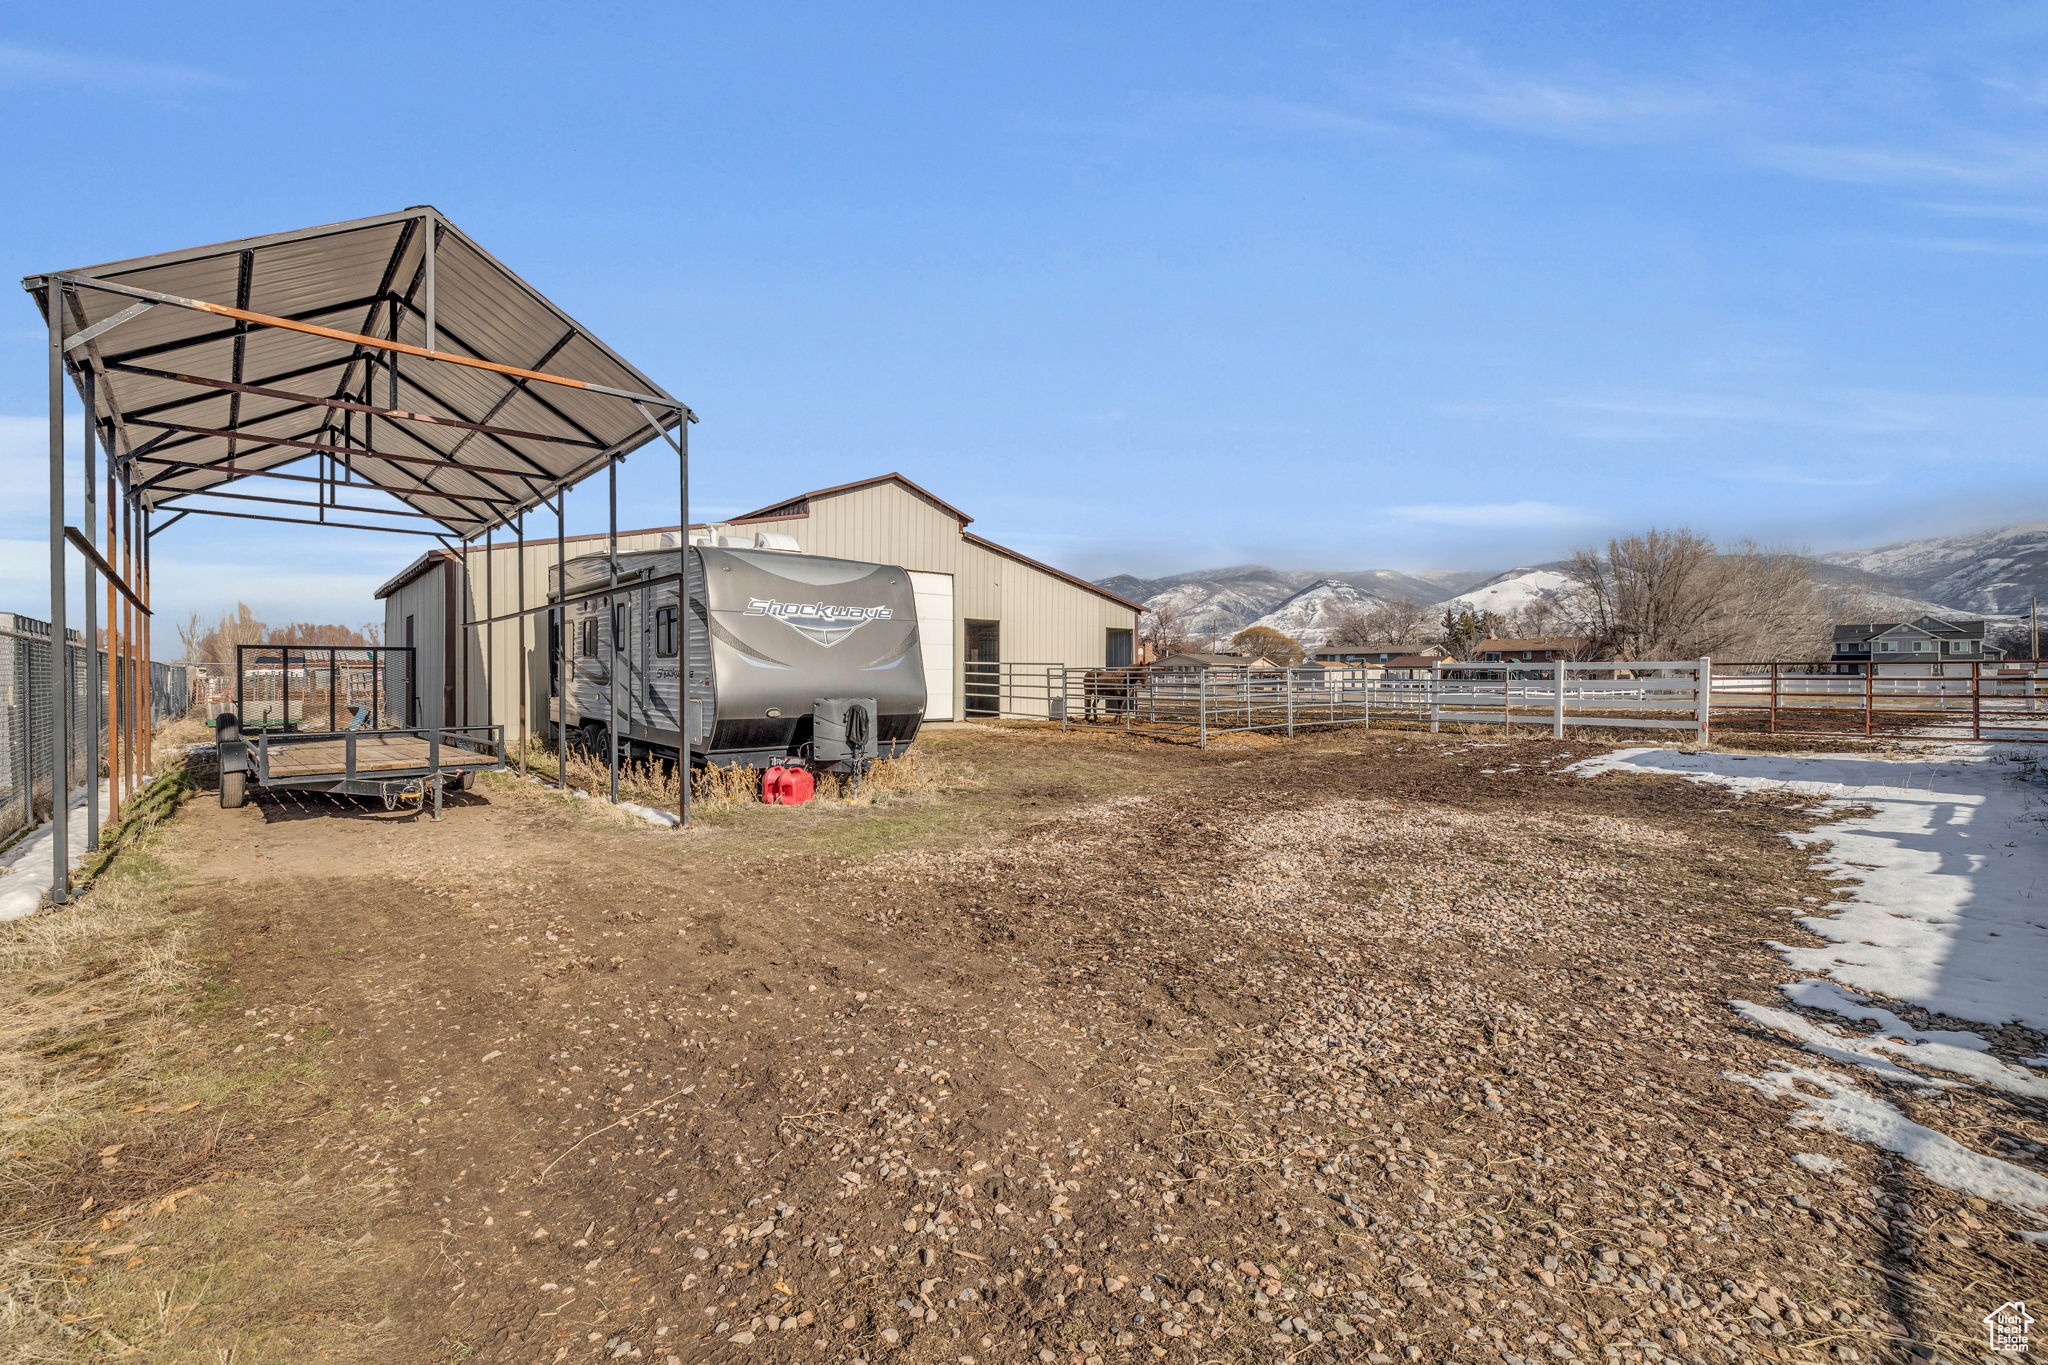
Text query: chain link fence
0 610 192 847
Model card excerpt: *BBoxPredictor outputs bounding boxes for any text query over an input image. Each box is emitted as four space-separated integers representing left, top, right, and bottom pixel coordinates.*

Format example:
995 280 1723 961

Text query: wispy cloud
1373 44 1726 143
1919 200 2048 223
1546 389 2048 449
1389 500 1595 529
1874 234 2048 256
0 41 232 93
1761 134 2048 189
1148 94 1404 139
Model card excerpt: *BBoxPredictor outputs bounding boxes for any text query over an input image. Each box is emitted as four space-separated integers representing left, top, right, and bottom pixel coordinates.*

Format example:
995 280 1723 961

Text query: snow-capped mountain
1097 565 1487 640
1247 579 1385 647
1819 523 2048 615
1435 566 1575 618
1097 521 2040 645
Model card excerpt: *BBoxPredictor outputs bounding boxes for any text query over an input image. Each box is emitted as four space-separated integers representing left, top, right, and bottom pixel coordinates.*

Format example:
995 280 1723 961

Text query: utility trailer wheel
220 770 248 809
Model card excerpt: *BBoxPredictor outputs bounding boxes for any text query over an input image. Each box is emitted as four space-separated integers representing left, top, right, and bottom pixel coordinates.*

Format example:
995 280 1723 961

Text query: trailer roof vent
752 530 802 552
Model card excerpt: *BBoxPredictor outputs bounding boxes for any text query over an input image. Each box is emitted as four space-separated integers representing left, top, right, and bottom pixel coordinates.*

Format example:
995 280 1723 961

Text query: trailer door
909 571 955 722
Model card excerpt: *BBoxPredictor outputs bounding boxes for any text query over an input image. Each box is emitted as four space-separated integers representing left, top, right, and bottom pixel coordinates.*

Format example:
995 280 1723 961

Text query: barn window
655 605 678 657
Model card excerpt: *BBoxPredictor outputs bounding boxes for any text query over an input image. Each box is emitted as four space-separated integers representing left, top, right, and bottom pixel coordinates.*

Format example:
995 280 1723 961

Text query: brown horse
1080 665 1143 721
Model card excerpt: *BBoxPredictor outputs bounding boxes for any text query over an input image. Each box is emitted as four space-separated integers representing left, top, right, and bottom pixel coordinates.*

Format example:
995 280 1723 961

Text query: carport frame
27 210 699 904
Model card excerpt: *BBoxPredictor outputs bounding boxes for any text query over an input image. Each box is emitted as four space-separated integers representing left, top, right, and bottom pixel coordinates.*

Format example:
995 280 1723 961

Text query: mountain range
1097 523 2045 647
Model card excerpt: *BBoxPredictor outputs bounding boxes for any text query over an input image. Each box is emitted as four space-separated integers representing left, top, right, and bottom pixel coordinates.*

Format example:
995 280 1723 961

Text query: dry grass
509 736 962 818
148 716 214 755
0 778 390 1362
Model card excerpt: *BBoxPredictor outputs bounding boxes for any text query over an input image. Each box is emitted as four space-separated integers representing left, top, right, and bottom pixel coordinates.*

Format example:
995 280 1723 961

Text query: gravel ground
15 726 2042 1364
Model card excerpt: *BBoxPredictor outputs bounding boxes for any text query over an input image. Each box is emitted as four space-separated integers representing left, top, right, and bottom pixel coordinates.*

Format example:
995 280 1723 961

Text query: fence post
1769 662 1779 734
1552 661 1566 739
1863 663 1874 739
1697 658 1713 745
1286 667 1296 737
1971 661 1981 742
1429 661 1442 733
1197 669 1209 748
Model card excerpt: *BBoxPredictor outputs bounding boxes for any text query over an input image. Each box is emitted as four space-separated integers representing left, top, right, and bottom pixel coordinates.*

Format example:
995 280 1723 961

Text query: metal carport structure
23 206 698 902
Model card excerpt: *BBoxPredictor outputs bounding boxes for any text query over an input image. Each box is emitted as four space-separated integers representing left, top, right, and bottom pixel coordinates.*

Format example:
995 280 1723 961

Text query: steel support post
485 525 496 753
516 512 528 775
46 287 71 902
82 373 101 851
1552 662 1566 739
1430 661 1442 733
1863 664 1874 739
103 441 117 819
141 514 152 768
554 494 566 789
677 418 691 829
458 547 470 734
606 463 619 807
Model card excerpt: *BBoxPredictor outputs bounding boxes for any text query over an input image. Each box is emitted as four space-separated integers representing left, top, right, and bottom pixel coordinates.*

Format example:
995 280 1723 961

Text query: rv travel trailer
550 542 926 771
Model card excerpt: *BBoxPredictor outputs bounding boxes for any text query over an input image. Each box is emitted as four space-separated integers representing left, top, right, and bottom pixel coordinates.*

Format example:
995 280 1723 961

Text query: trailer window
612 603 628 647
577 618 597 658
655 605 678 657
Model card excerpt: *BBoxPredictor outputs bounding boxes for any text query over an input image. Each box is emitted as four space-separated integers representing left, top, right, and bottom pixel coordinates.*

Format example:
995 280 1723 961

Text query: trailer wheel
220 770 248 809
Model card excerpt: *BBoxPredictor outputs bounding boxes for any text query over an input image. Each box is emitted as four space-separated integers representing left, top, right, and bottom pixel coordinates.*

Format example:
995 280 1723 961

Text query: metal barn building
375 473 1142 739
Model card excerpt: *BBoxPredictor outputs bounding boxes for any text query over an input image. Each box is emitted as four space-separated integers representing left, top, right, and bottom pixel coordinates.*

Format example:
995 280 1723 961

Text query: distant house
1473 636 1588 664
1831 617 2004 675
1444 636 1592 681
1311 644 1442 669
1381 652 1451 680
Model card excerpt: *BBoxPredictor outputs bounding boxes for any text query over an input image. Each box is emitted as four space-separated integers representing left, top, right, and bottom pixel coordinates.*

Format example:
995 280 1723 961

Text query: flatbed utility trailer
214 644 503 818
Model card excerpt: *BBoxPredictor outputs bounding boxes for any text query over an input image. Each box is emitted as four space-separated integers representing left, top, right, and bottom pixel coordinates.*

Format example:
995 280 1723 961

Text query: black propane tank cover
812 697 878 767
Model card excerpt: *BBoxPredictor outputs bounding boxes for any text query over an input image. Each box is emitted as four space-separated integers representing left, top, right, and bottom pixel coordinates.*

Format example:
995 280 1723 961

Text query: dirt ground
6 723 2043 1364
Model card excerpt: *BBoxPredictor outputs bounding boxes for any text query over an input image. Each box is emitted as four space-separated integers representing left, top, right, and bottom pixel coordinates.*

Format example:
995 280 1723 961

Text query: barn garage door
908 571 956 722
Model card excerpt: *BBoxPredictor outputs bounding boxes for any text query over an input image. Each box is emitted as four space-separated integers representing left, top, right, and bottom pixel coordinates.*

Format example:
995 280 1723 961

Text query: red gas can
762 760 814 805
777 764 816 805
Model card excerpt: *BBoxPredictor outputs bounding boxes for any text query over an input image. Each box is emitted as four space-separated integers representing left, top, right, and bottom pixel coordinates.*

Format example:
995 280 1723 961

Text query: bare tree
175 604 381 663
177 603 268 664
1140 601 1197 660
1230 625 1307 666
1561 529 1833 660
271 621 383 647
1326 596 1433 647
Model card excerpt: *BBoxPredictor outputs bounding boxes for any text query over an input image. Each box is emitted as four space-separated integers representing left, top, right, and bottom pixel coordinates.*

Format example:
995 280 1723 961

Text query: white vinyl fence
1032 659 1713 746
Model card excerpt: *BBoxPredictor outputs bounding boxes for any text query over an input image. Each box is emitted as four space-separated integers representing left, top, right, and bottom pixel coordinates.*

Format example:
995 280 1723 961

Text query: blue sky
2 0 2044 631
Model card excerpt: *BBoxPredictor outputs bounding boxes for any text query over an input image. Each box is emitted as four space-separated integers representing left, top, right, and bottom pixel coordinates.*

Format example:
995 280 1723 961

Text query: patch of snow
1569 746 2048 1030
1789 1152 1842 1174
1735 1001 2048 1100
0 782 121 922
1438 567 1574 617
617 800 681 829
1729 1064 2048 1213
